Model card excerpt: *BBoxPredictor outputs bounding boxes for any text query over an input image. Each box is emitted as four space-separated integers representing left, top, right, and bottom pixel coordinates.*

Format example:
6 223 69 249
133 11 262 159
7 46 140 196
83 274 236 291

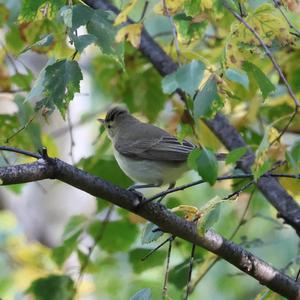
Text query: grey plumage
113 111 196 162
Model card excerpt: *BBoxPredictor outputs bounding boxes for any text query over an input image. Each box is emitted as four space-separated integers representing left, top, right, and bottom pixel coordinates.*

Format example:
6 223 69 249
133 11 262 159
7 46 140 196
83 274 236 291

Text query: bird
98 106 209 203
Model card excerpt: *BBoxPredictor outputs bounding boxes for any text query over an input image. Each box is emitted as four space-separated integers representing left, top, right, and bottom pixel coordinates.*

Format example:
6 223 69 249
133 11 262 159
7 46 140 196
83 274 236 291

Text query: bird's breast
113 149 188 185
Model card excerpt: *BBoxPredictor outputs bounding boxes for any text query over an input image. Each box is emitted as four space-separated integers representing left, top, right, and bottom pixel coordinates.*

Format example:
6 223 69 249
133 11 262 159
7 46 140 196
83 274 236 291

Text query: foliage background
0 0 300 299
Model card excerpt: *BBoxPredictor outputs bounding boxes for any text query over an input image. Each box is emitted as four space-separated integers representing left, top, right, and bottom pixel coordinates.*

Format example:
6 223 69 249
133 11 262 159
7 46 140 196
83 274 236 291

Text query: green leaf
60 6 72 28
79 157 132 188
60 4 94 30
26 58 55 102
11 72 33 90
52 236 78 267
291 140 300 163
34 59 83 119
242 61 275 99
14 95 42 149
52 215 86 266
198 206 220 236
71 4 94 29
62 214 87 241
225 68 249 90
184 0 201 17
162 60 205 96
286 140 300 174
20 0 45 20
252 159 272 181
130 288 152 300
191 148 218 185
21 34 54 54
225 147 247 165
169 260 189 289
91 55 166 122
187 148 200 171
141 222 163 244
77 249 97 273
194 76 223 119
174 13 207 44
251 125 274 180
26 275 75 300
197 196 225 235
129 248 166 273
21 0 65 21
89 220 139 253
87 10 124 64
197 148 218 185
72 34 97 53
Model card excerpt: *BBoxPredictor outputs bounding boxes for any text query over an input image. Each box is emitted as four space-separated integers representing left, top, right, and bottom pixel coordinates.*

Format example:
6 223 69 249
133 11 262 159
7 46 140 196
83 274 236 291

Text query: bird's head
98 106 129 139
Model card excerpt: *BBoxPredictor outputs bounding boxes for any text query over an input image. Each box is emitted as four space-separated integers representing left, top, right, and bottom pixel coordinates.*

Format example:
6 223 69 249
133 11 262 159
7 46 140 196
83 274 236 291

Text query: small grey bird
98 107 196 193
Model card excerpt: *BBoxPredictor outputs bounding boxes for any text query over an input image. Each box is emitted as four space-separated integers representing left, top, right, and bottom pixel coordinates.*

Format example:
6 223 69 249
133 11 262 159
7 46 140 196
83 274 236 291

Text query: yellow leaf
153 0 184 15
267 127 279 143
199 196 227 215
0 210 18 231
225 4 293 67
268 142 286 161
115 23 143 48
114 0 139 26
128 212 146 223
171 205 200 221
280 177 300 202
201 0 213 10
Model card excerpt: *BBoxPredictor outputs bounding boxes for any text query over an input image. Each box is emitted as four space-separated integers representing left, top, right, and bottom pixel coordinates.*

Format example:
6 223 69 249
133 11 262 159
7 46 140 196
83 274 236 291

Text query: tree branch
81 0 300 234
0 155 299 299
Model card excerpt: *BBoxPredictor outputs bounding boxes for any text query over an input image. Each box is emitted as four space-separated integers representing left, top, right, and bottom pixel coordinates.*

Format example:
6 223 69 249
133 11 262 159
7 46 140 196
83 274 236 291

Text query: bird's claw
127 188 146 209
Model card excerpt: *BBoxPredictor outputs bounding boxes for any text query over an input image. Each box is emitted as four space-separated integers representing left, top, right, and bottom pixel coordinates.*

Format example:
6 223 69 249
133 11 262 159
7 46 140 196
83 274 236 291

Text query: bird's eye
107 124 112 129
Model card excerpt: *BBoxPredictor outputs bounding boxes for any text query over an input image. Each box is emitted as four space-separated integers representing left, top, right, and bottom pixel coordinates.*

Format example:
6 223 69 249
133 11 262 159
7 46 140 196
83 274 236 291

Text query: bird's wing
115 135 196 162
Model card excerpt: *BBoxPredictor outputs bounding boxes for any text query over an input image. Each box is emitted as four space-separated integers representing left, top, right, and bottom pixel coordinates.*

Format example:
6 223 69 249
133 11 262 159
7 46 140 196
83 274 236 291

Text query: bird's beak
97 118 105 124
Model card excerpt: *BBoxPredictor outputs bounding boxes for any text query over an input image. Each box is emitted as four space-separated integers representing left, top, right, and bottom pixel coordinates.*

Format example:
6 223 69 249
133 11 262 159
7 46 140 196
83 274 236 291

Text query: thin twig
0 40 19 73
76 204 114 286
296 268 300 282
272 0 300 37
162 237 173 299
0 151 10 165
162 0 181 63
270 107 299 146
50 109 102 138
0 89 27 94
0 147 46 192
229 189 253 238
237 1 246 17
184 243 196 300
145 175 250 203
0 146 41 159
138 0 149 22
67 108 75 165
141 236 174 261
145 171 300 203
223 180 254 200
5 113 37 144
223 0 300 108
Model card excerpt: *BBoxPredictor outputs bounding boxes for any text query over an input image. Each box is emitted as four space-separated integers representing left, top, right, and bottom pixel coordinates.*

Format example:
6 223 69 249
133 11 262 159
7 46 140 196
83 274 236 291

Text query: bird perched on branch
98 107 196 193
98 107 227 204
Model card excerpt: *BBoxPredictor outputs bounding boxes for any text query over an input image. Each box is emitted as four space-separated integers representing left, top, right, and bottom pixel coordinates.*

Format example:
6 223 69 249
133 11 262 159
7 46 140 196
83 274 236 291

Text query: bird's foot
127 187 146 209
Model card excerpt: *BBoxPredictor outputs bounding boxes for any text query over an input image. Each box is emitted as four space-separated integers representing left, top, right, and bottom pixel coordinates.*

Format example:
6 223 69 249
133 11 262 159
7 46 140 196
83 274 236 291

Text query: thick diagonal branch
0 158 299 299
82 0 300 234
